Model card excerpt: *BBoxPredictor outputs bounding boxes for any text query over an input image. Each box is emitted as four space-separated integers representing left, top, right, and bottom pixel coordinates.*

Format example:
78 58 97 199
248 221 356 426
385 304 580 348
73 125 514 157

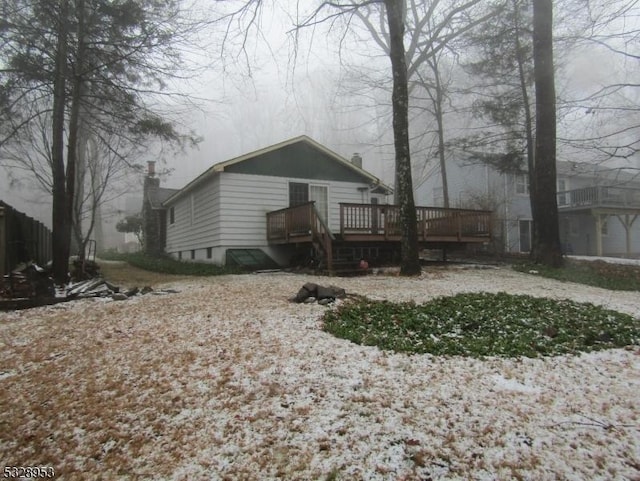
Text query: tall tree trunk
66 0 87 262
72 121 87 259
431 56 449 208
531 0 562 266
385 0 421 276
512 0 536 216
51 0 70 286
514 0 537 245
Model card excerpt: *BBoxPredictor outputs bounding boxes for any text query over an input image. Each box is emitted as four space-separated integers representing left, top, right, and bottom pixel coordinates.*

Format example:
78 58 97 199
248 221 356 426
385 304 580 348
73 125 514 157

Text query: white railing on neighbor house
557 186 640 209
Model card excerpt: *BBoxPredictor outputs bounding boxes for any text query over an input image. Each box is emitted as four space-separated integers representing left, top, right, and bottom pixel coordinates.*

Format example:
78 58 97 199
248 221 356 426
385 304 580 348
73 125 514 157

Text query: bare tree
557 0 640 163
348 0 500 207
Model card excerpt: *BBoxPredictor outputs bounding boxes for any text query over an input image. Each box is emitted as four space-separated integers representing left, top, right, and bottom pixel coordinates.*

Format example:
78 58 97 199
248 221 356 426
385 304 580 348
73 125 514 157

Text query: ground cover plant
2 270 638 479
99 251 241 276
323 292 640 357
513 259 640 291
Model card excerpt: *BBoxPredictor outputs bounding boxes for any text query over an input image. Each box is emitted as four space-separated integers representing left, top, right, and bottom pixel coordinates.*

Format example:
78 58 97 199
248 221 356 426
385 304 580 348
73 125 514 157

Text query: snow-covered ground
1 267 639 480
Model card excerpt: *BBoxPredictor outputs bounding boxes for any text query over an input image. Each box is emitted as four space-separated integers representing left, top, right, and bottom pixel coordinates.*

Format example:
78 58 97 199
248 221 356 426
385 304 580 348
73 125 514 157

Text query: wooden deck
267 202 491 244
267 202 491 272
338 203 492 243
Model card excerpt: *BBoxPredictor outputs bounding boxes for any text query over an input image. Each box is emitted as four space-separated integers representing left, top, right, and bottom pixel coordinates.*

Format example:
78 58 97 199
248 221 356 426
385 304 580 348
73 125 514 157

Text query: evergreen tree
0 0 198 285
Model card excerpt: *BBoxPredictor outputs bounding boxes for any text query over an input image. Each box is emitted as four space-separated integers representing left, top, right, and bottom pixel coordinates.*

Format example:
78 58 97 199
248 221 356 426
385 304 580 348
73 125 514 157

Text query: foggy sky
2 0 638 235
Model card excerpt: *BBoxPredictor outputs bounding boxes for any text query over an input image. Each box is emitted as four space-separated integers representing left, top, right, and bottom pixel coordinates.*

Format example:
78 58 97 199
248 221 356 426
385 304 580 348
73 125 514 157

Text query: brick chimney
144 161 160 190
142 161 161 256
351 153 362 169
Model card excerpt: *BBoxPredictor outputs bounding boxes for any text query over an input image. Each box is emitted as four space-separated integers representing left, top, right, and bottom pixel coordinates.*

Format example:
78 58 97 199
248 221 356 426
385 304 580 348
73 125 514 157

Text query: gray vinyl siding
218 172 377 245
166 174 221 254
217 173 287 247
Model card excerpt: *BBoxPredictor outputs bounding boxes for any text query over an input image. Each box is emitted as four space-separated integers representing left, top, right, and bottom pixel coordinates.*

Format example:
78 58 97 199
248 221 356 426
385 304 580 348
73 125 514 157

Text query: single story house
158 136 392 267
144 136 492 270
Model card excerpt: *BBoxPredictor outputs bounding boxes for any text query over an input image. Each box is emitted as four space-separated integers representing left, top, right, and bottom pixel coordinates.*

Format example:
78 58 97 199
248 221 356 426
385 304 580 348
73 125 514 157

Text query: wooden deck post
325 233 333 274
595 213 603 257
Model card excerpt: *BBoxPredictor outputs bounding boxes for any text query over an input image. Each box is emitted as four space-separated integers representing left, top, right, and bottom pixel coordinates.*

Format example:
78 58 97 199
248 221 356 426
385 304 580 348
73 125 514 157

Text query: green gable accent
223 141 367 183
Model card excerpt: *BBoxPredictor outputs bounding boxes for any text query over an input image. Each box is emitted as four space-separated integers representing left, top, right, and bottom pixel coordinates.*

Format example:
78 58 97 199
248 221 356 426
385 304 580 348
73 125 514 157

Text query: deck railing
267 202 492 245
266 202 316 241
266 202 334 269
558 186 640 209
339 203 492 240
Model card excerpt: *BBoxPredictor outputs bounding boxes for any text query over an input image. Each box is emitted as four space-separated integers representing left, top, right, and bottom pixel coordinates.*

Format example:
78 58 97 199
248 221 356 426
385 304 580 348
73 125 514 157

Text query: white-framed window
515 173 529 195
169 206 175 225
289 182 308 206
557 179 569 206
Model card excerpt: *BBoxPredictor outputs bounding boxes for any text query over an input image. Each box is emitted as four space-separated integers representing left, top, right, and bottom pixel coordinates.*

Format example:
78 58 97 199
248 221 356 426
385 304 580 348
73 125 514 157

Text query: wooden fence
0 201 52 276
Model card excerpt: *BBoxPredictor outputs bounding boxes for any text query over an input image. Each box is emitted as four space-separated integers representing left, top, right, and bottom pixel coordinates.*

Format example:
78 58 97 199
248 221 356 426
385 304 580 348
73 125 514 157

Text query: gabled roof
148 187 179 209
163 135 392 205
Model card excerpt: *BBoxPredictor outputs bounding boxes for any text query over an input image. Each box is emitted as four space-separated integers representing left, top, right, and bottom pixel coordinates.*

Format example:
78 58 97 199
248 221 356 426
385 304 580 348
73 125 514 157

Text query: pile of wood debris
1 262 174 311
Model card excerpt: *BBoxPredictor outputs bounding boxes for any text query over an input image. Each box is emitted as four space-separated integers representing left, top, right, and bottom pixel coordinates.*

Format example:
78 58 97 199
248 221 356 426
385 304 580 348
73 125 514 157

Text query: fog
1 0 638 250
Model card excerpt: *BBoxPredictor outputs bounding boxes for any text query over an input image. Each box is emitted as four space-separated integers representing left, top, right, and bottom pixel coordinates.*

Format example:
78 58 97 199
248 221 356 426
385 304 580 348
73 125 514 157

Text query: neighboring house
142 161 178 256
416 159 640 257
150 136 491 270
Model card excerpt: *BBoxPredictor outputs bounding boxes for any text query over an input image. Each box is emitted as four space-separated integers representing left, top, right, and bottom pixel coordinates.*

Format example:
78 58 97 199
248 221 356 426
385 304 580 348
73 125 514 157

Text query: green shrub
323 292 640 358
513 261 640 291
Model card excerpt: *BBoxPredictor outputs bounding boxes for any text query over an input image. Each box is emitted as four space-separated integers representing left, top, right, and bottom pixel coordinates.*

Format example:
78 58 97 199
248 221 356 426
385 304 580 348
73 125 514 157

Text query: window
178 251 182 260
289 182 309 206
207 247 212 259
289 182 328 222
515 173 529 195
169 206 175 224
557 179 569 206
519 220 532 252
191 249 195 260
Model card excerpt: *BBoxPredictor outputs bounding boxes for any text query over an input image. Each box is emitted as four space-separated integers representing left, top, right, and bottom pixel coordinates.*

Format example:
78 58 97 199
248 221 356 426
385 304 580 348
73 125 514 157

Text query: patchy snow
0 266 639 480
